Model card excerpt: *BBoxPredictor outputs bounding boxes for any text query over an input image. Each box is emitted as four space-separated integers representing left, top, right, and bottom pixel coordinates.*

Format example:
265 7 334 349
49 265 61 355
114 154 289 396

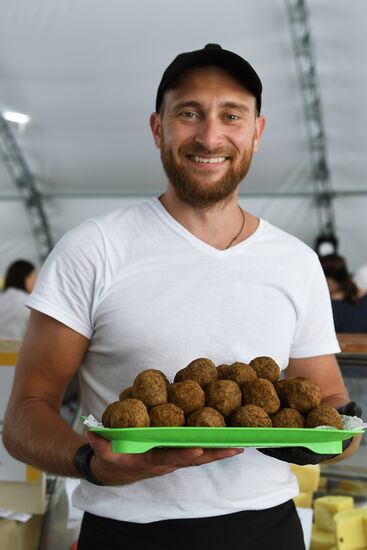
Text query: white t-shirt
27 198 340 523
0 287 30 339
354 263 367 290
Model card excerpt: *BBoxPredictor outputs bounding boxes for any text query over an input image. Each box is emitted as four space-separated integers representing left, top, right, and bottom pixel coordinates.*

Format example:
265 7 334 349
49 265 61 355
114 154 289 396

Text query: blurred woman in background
320 254 367 333
0 259 36 339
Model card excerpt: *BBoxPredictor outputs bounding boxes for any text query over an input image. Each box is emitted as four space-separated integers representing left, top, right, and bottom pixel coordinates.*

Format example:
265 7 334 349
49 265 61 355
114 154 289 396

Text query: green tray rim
84 419 363 454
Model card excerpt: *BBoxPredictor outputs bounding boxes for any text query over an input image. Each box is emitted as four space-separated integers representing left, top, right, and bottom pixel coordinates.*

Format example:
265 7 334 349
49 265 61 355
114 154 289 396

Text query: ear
150 112 162 148
253 115 266 153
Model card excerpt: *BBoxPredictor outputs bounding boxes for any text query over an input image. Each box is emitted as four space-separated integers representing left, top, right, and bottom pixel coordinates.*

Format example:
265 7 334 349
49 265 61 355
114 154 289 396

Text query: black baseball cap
155 43 262 114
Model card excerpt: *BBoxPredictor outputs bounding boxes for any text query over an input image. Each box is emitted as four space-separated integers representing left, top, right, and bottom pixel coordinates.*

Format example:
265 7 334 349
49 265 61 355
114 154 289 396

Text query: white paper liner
83 414 103 428
84 414 367 430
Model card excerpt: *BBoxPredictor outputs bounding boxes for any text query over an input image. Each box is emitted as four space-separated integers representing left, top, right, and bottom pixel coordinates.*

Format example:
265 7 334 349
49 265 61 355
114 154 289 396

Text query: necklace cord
224 206 246 249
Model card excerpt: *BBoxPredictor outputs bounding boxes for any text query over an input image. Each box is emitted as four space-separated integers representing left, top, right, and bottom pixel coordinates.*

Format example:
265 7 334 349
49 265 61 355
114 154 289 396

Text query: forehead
164 65 256 108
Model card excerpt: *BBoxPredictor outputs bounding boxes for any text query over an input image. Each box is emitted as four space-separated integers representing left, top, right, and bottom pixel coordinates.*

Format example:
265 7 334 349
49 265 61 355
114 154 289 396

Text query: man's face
151 66 266 207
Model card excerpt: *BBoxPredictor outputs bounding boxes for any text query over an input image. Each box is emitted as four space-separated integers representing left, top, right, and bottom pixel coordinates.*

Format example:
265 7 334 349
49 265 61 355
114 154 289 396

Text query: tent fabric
0 0 366 276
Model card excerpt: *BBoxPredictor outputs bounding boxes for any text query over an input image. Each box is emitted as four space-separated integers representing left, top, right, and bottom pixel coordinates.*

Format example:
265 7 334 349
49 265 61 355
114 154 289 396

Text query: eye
225 114 240 121
179 111 198 120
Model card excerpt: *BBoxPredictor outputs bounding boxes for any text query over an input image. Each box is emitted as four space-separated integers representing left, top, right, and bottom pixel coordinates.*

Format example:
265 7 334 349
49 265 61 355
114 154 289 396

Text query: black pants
78 500 306 550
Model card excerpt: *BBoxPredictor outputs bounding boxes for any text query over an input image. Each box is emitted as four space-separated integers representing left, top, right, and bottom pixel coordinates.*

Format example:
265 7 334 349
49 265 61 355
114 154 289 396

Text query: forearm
2 397 86 477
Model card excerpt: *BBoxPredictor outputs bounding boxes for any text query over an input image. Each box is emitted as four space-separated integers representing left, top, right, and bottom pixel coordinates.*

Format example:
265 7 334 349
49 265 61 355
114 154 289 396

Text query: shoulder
89 198 157 234
52 199 155 253
259 219 319 264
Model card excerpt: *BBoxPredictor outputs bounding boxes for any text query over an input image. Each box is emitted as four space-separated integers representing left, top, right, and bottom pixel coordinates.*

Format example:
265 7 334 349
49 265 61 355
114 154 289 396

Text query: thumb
87 431 112 454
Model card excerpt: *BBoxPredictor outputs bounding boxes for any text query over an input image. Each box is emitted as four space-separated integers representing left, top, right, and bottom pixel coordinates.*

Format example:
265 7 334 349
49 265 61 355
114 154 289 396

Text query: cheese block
334 508 367 550
310 524 336 550
314 496 354 532
293 491 313 508
318 476 328 490
291 464 320 492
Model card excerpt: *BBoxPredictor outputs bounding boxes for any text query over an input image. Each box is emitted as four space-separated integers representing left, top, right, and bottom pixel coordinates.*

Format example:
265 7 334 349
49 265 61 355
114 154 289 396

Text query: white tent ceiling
0 0 366 275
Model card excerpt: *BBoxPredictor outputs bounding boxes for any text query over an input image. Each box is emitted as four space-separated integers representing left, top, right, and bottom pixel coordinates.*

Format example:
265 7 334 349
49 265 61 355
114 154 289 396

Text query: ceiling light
2 111 31 124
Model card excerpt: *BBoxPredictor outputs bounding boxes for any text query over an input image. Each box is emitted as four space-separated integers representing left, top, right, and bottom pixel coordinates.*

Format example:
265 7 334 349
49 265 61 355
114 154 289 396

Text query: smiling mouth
187 155 229 164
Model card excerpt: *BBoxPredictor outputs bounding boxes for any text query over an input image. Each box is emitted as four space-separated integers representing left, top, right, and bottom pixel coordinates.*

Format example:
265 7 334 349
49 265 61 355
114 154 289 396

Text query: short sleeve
26 220 105 339
290 257 340 358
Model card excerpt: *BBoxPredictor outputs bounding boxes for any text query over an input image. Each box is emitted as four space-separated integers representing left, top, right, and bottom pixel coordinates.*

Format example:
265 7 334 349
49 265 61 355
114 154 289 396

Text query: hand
258 445 343 465
87 432 244 486
259 401 362 465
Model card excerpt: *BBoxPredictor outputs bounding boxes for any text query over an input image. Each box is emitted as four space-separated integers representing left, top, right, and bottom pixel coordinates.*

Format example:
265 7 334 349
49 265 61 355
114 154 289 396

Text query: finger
150 447 244 468
189 448 244 467
149 447 205 467
87 431 112 454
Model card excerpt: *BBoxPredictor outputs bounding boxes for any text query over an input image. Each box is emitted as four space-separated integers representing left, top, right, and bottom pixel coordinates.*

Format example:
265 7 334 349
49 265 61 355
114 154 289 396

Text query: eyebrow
171 100 251 113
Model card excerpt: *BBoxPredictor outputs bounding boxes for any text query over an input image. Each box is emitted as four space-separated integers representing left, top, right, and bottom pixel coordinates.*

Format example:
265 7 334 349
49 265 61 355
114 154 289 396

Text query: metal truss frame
0 116 53 262
285 0 337 240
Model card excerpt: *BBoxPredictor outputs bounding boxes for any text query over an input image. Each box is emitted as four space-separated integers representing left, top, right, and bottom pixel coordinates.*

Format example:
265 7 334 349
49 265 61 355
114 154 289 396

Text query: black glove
258 445 340 465
259 401 362 465
336 401 362 418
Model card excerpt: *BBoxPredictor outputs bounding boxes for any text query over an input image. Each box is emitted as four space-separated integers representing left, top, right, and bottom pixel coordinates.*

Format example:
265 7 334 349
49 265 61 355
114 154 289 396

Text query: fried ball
231 404 272 427
216 364 231 378
102 399 150 428
119 386 133 401
149 403 185 427
283 377 321 414
273 379 288 406
149 369 170 386
249 356 280 382
187 407 226 427
174 357 217 387
205 380 242 418
167 380 205 415
306 405 344 430
271 407 305 428
131 369 168 409
220 362 257 387
242 378 280 415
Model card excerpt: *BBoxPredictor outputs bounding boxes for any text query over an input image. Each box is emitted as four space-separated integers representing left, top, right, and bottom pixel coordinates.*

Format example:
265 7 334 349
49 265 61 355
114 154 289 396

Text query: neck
159 186 258 250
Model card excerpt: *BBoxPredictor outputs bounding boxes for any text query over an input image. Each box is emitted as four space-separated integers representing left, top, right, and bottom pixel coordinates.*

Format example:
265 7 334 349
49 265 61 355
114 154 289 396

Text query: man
2 44 361 550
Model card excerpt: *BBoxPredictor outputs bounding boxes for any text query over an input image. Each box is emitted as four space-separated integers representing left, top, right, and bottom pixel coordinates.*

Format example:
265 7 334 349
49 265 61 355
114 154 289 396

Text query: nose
194 117 223 150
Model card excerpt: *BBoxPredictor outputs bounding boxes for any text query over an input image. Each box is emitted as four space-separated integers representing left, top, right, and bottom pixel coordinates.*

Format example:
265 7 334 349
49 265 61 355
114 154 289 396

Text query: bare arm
286 354 362 462
2 310 242 484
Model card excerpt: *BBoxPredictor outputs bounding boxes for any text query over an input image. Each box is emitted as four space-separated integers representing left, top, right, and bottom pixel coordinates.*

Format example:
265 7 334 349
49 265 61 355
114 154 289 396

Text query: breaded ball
242 378 280 415
271 407 305 428
102 399 150 428
249 356 280 382
216 364 231 378
205 380 242 418
221 362 257 387
149 403 185 427
273 379 288 406
132 369 168 409
119 386 133 401
167 380 205 415
306 405 344 430
174 357 217 387
231 404 272 427
283 377 321 414
187 407 226 427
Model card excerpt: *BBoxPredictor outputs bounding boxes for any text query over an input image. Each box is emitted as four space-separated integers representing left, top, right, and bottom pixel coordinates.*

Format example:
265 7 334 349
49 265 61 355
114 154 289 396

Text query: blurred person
2 45 362 550
320 254 367 333
0 259 36 338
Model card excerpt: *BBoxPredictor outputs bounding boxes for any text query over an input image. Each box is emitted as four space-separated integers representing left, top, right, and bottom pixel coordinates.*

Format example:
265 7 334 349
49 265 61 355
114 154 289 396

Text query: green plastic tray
86 424 363 454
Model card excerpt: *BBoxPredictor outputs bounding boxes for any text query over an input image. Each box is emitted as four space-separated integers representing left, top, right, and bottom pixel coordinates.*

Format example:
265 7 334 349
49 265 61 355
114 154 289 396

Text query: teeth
193 156 226 164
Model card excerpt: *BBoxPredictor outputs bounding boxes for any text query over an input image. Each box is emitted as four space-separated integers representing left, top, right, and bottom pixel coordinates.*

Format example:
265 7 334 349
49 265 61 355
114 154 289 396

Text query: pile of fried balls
101 357 344 430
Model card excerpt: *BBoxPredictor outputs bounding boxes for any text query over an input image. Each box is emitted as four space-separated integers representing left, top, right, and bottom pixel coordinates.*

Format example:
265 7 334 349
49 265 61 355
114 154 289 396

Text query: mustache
179 144 234 157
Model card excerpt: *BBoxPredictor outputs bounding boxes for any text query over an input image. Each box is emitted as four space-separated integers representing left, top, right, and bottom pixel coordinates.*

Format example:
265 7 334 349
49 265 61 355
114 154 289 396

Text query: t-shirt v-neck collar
150 196 264 256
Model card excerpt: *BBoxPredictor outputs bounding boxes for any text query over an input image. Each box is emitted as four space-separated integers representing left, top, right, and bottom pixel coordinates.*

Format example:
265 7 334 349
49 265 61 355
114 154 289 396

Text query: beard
160 136 255 208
